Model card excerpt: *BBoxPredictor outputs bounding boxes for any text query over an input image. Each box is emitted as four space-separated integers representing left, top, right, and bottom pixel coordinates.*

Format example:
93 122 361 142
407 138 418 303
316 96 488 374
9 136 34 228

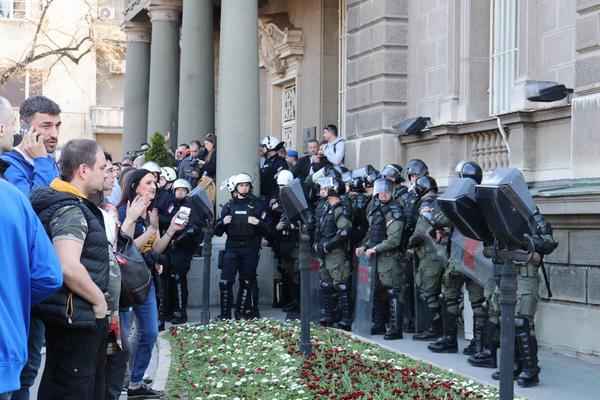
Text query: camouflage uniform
408 193 448 340
363 199 405 339
315 200 352 329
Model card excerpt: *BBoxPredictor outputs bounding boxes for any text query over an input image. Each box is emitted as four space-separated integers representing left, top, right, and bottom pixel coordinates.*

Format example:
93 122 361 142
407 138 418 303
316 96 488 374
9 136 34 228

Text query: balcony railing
468 129 509 171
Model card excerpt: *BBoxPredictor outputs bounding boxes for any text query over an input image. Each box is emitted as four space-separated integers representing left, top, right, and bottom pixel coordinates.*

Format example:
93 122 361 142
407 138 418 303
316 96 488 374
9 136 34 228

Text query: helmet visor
317 177 335 188
373 179 394 197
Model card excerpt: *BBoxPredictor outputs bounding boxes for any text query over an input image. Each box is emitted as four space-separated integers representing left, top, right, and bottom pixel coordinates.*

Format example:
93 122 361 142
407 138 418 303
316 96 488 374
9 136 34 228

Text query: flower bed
167 319 520 400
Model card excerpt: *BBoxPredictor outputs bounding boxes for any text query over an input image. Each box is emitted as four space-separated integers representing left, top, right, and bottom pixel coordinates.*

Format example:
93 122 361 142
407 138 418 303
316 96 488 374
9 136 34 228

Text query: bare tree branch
0 0 122 87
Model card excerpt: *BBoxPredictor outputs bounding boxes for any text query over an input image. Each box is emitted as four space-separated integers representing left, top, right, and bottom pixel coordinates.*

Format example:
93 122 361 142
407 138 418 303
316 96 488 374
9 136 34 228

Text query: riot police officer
270 170 301 312
484 209 557 387
260 136 289 202
356 178 406 340
408 176 448 341
166 179 203 324
381 163 407 205
401 159 429 332
428 161 487 354
314 176 353 330
214 173 272 320
348 166 379 246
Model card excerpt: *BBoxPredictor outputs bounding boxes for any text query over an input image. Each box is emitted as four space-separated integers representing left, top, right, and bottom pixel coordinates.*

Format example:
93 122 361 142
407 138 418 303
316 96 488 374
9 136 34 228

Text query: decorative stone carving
258 13 304 77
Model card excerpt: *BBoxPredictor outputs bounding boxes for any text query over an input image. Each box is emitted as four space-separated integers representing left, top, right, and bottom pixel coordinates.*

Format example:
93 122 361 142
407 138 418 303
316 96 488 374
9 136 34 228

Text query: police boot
282 271 299 312
413 306 442 341
235 280 251 320
384 288 403 340
515 317 540 387
492 337 521 381
246 279 261 319
272 277 284 308
319 281 336 327
428 297 458 353
332 283 352 331
217 280 233 320
371 291 387 335
463 317 485 355
170 274 188 325
284 276 300 313
467 320 499 369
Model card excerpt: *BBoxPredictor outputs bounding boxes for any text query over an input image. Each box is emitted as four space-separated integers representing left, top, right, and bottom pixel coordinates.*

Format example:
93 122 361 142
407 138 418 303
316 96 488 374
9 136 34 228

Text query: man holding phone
0 96 61 400
0 95 61 196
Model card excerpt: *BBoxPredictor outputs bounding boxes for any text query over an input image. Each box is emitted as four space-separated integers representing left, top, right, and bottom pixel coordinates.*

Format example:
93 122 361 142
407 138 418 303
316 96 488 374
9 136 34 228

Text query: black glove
314 243 325 259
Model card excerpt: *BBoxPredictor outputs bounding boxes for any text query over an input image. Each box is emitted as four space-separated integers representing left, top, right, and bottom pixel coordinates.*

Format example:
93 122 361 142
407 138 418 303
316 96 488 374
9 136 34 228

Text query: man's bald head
0 97 16 152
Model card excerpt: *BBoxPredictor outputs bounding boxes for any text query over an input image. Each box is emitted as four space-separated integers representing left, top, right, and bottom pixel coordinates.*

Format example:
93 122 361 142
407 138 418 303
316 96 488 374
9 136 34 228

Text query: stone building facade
0 0 125 158
122 0 600 358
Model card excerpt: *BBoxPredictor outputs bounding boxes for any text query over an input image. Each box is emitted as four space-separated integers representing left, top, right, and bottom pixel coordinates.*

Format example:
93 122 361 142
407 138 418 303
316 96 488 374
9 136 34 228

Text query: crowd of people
0 93 557 400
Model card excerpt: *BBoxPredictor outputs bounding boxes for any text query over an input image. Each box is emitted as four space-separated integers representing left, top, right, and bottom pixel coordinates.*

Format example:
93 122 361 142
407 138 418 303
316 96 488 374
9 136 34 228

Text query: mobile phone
175 207 191 225
19 122 31 137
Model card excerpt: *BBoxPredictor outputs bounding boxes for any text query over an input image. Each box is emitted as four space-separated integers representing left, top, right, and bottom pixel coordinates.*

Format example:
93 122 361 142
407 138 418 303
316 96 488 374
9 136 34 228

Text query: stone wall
344 0 408 169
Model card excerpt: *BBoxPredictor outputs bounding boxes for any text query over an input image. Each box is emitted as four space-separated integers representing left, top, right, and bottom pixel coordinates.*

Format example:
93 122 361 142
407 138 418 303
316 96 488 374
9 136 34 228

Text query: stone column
147 1 182 147
216 0 260 208
178 0 214 145
572 1 600 179
121 21 151 157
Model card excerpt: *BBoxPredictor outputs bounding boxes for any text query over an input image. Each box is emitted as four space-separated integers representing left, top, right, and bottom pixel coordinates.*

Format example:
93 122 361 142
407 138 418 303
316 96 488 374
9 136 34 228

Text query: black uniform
260 155 288 202
400 189 420 331
214 194 272 319
165 197 203 324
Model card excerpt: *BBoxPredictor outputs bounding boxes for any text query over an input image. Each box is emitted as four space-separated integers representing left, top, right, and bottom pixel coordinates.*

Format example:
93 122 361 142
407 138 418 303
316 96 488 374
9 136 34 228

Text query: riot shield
449 230 496 292
438 177 492 242
476 168 537 247
189 186 214 222
279 178 309 223
415 217 448 265
309 250 322 322
351 254 376 337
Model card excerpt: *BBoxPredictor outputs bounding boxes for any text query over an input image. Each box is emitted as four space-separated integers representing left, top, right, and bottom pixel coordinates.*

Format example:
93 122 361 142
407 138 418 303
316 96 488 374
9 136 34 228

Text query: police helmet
372 178 394 197
233 173 254 190
364 165 380 187
455 160 483 184
318 176 346 197
381 163 405 184
172 178 192 193
260 136 284 151
413 176 438 197
220 175 237 192
406 159 429 178
276 169 294 186
142 161 161 174
311 166 342 186
160 167 177 183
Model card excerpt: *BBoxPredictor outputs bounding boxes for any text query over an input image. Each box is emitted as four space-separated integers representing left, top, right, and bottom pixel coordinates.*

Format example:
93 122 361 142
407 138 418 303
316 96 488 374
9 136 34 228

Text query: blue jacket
0 178 63 393
0 150 59 196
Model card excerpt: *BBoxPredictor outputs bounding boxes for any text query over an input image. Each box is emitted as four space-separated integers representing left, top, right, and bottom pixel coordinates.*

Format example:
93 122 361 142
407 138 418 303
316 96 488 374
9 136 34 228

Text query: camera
126 149 145 158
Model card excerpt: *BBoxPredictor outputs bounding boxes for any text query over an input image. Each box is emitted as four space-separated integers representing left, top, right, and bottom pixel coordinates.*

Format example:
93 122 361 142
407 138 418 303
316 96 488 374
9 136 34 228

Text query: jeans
11 317 44 400
121 284 159 386
38 318 109 400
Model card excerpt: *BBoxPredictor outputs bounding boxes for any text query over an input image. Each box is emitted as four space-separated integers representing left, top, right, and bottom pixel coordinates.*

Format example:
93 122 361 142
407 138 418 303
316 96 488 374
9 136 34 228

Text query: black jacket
30 186 110 318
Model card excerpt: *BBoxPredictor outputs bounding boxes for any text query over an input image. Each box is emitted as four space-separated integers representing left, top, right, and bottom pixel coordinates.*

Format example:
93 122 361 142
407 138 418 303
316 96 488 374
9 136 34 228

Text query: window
0 70 43 106
489 0 518 115
281 84 296 150
338 0 348 137
0 0 28 19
